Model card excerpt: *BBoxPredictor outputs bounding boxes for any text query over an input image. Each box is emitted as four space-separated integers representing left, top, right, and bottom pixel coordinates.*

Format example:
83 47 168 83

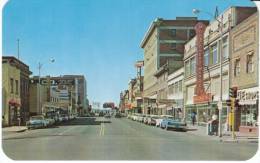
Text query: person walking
191 111 196 126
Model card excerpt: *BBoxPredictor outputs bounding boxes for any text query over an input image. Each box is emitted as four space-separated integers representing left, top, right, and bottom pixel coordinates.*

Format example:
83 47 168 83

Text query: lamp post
193 9 224 137
38 58 55 115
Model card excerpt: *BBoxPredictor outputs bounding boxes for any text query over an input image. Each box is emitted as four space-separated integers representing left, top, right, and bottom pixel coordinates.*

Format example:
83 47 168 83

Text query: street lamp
38 58 55 115
193 8 224 137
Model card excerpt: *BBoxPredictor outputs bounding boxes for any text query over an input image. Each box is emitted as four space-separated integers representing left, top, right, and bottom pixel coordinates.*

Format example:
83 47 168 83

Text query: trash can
207 121 213 135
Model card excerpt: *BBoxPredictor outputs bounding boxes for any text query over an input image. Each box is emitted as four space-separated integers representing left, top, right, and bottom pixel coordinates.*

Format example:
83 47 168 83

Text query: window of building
222 36 228 60
246 54 254 73
15 80 19 95
234 59 240 77
179 80 182 92
189 30 196 38
185 60 190 77
171 43 176 49
212 43 218 64
169 84 174 95
172 29 176 37
204 49 209 67
174 82 178 93
10 78 14 93
190 57 196 75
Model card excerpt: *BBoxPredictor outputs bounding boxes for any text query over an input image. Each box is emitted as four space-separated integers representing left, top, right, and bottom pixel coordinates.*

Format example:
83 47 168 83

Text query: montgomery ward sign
193 22 211 104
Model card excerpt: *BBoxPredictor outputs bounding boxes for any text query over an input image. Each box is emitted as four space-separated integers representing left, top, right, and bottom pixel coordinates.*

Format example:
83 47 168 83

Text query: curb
220 138 258 143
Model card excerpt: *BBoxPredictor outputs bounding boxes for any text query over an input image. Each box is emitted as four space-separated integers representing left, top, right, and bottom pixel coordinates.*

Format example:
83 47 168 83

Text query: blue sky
2 0 256 105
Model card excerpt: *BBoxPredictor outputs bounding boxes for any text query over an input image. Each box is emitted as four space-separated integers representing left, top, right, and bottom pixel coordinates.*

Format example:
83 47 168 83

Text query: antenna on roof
17 39 20 60
214 6 219 19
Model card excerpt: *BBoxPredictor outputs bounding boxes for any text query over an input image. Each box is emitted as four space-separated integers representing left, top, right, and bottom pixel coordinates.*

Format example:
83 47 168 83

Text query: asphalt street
2 117 258 160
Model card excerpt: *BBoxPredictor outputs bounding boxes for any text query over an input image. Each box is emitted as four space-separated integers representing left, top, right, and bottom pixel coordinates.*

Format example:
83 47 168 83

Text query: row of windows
185 37 229 77
234 53 254 76
168 80 183 95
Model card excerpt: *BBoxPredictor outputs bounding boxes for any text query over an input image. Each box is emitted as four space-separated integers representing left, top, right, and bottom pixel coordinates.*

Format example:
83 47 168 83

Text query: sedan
161 117 187 131
26 115 48 129
148 115 160 126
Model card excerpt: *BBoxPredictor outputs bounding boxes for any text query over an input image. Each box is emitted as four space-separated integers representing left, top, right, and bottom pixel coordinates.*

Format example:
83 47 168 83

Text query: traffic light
229 87 238 98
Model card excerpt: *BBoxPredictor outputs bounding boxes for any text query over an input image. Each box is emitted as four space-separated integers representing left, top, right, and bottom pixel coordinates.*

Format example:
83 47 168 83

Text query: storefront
237 87 259 135
8 99 21 126
185 101 228 127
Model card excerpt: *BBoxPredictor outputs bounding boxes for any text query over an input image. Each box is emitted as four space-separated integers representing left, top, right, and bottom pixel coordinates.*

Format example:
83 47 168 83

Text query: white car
148 115 159 125
155 115 171 127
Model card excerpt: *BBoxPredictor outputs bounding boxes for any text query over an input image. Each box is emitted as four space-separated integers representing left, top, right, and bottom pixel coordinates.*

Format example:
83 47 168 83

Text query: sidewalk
186 124 259 143
2 126 27 133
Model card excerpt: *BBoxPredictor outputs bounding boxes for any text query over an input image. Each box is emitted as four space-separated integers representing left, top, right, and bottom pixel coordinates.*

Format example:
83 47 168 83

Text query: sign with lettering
237 87 259 105
193 22 211 104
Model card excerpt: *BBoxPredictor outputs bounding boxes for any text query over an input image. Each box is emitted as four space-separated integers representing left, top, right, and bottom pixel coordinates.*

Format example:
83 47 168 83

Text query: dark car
115 113 121 118
99 112 104 117
104 114 111 118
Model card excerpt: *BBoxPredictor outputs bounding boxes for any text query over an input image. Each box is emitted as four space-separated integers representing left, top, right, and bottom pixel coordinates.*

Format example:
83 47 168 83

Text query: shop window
234 59 240 77
241 106 258 126
246 54 254 73
10 78 14 94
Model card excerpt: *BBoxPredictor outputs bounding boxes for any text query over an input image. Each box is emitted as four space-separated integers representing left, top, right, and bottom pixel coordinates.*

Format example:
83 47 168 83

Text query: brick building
230 12 259 135
140 17 208 114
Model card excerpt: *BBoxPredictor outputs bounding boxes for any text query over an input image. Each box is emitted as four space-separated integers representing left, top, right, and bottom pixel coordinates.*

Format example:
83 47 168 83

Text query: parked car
160 117 187 131
143 115 150 124
26 115 48 129
59 114 69 122
155 115 169 127
99 112 105 117
115 113 121 118
148 115 159 126
138 114 146 123
104 114 111 118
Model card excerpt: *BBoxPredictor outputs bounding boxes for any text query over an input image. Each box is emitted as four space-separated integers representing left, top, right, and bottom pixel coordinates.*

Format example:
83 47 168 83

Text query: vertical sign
193 22 211 104
195 22 206 96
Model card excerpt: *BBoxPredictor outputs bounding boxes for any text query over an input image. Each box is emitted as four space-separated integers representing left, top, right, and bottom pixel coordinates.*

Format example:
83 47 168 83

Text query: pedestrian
191 112 196 126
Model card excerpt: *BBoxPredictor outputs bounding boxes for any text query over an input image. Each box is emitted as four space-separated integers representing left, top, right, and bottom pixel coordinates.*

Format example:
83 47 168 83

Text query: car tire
165 125 168 130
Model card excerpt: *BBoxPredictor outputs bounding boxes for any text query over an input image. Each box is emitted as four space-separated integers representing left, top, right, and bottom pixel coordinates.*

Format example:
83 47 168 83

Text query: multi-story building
183 7 257 128
140 17 209 114
230 12 258 135
167 67 184 118
29 75 87 116
2 56 31 126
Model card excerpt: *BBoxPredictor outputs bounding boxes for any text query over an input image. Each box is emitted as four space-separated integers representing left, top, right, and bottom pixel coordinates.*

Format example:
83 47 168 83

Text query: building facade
29 75 87 116
2 56 31 126
141 17 209 114
167 67 184 119
183 7 257 128
230 12 259 134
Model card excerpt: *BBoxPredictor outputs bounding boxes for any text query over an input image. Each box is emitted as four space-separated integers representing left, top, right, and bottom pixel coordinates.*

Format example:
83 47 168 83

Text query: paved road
2 117 258 160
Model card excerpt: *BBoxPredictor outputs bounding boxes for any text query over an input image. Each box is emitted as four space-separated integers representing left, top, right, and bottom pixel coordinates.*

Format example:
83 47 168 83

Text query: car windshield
30 116 43 120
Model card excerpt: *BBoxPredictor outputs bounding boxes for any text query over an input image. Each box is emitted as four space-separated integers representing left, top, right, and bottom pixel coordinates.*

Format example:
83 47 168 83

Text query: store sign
237 88 259 105
193 22 211 104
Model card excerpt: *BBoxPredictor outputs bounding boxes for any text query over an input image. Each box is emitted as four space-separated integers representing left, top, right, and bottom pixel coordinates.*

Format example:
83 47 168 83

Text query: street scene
2 116 258 160
1 0 260 161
